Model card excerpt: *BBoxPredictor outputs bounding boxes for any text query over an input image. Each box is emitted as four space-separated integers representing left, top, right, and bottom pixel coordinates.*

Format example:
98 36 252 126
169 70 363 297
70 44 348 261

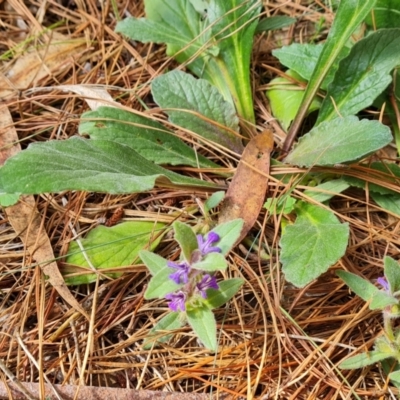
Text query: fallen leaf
0 105 89 320
0 32 86 99
218 130 274 242
56 84 119 110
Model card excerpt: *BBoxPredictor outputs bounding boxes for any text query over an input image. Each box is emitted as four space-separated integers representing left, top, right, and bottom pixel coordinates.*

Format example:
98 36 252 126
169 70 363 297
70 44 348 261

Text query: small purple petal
167 260 191 284
377 276 390 291
196 274 219 298
165 291 186 312
197 232 221 255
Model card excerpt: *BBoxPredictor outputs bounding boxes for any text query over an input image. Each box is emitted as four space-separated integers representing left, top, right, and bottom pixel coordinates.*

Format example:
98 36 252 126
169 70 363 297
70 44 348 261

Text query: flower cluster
165 232 221 312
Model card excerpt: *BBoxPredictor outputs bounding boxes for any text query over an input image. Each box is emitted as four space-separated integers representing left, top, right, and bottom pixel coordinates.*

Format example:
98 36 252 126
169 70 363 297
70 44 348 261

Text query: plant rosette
139 219 244 352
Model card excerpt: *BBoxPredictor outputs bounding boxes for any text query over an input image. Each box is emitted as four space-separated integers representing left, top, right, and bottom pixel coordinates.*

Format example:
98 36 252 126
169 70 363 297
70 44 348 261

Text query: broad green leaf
0 137 215 195
145 266 183 299
365 0 400 28
0 191 19 207
211 219 244 256
272 44 350 90
273 44 323 82
372 192 400 216
339 350 393 369
266 70 322 130
64 222 165 285
336 270 380 301
285 117 392 167
189 0 208 14
116 0 260 123
80 106 217 168
370 290 399 309
280 202 349 287
336 270 398 310
152 70 243 154
383 360 400 388
285 0 377 152
389 370 400 386
192 252 228 272
204 191 225 214
115 0 215 57
143 312 184 349
304 179 350 203
384 256 400 294
318 29 400 123
204 278 244 309
173 221 198 262
139 250 168 276
264 196 296 214
186 305 217 351
256 16 296 33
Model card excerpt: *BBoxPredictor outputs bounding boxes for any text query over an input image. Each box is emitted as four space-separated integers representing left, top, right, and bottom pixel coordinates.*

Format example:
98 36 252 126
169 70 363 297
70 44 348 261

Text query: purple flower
197 232 221 255
167 260 191 284
165 291 186 312
377 276 390 291
196 274 219 298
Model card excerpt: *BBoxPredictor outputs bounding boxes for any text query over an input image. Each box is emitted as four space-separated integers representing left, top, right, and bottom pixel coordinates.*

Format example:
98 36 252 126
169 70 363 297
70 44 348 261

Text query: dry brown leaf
218 130 274 242
0 31 86 99
0 105 89 320
56 84 119 110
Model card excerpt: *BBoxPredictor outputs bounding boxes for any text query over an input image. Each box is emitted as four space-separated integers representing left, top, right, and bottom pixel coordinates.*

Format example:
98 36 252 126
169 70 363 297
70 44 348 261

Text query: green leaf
207 0 261 122
186 305 217 351
204 278 244 309
139 250 168 276
115 0 211 52
256 16 296 33
145 266 183 299
318 29 400 123
264 196 297 214
143 312 184 349
266 70 322 130
151 70 243 154
285 0 377 151
336 270 398 310
211 219 244 256
370 290 399 309
0 137 215 195
272 44 350 91
80 106 217 168
204 191 225 214
365 0 400 28
336 270 380 301
371 192 400 216
280 202 349 287
116 0 260 123
284 116 392 167
304 179 350 203
192 252 228 272
389 370 400 386
64 222 165 285
339 350 393 369
0 191 19 206
382 359 400 389
173 221 199 262
384 256 400 294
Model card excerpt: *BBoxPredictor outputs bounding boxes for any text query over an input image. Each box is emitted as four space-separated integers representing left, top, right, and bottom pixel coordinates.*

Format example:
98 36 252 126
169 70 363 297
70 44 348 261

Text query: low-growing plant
337 257 400 388
2 0 400 355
